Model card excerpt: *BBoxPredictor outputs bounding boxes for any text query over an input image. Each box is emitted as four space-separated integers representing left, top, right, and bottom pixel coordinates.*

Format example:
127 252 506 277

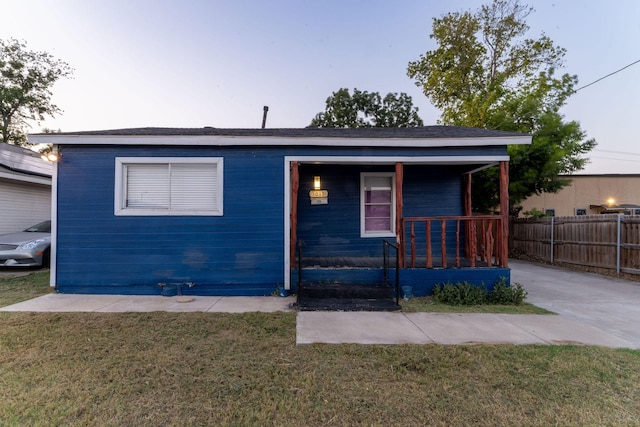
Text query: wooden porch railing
401 215 506 269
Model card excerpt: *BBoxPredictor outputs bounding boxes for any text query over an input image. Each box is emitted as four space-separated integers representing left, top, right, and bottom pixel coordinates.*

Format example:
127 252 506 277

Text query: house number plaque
309 189 328 205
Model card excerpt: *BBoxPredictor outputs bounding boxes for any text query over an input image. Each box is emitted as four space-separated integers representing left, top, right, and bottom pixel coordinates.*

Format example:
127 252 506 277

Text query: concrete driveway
510 260 640 347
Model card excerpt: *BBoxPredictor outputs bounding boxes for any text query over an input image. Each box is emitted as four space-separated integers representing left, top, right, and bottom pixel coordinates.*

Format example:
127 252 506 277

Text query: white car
0 221 51 267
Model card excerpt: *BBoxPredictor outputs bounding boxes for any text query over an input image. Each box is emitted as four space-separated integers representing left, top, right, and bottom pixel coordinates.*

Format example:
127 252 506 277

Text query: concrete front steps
297 282 400 312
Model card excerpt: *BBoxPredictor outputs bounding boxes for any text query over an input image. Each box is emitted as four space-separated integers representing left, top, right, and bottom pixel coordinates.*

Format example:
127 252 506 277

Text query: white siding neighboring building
0 144 52 234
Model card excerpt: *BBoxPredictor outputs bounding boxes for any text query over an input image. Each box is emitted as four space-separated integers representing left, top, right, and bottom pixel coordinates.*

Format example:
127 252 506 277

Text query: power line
593 149 640 157
589 155 640 163
575 59 640 92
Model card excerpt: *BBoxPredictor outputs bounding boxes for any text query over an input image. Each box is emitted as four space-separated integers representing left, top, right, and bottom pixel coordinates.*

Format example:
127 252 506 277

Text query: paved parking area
510 260 640 347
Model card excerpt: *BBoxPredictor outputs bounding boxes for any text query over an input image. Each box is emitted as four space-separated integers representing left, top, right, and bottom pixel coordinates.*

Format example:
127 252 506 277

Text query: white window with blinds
360 172 395 237
114 157 223 216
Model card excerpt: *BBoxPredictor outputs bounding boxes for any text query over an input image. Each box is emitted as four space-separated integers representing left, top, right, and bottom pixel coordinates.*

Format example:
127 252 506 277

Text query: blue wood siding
402 165 466 259
55 144 507 295
297 165 373 256
56 146 284 295
399 268 510 296
291 268 510 296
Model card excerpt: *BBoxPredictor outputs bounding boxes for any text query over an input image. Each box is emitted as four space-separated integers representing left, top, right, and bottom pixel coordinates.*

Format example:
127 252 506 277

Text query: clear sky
2 0 639 174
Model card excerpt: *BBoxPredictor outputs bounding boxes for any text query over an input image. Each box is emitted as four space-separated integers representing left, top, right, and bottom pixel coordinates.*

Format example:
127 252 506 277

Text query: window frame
114 157 224 216
360 172 396 238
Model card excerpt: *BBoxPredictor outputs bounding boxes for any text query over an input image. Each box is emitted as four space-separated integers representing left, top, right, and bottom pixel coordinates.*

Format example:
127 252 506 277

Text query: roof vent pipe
261 106 269 129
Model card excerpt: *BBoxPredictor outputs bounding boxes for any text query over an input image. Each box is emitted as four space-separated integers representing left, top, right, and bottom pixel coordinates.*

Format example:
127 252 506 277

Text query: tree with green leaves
310 88 423 128
0 39 73 145
407 0 595 212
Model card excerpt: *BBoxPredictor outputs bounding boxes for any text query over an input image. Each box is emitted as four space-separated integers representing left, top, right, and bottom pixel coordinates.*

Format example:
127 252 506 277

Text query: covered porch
284 157 510 299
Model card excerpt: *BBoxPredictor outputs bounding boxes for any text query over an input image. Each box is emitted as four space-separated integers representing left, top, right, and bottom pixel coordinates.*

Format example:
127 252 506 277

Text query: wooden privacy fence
511 215 640 275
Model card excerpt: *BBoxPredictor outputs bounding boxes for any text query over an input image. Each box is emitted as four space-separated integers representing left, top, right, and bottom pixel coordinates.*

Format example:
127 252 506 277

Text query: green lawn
401 296 552 314
1 272 638 426
0 270 52 307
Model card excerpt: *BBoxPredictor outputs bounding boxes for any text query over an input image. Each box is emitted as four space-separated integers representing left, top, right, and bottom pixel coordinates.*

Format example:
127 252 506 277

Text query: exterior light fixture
310 175 328 205
41 152 61 162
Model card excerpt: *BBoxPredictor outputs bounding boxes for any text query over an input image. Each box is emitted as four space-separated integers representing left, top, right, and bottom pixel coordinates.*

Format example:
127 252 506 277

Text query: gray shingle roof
0 143 52 178
32 126 528 139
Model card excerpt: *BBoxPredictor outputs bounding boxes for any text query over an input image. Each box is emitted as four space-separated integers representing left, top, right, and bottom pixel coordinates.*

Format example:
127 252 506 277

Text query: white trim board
50 150 58 288
0 170 51 186
360 172 396 238
286 155 509 165
29 134 531 148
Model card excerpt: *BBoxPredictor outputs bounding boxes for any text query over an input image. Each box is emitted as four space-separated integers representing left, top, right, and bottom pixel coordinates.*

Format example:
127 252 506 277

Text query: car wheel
42 248 51 268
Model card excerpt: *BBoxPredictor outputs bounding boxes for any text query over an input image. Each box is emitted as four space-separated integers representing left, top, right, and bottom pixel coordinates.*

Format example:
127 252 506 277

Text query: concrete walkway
2 261 640 348
296 311 633 347
0 293 296 313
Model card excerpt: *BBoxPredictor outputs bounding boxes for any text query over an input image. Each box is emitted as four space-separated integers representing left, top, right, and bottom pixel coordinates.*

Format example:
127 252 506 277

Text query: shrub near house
433 278 527 306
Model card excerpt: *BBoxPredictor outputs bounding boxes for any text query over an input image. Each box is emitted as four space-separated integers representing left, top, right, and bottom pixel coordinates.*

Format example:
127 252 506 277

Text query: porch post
464 173 472 257
395 162 404 267
499 161 509 267
290 161 299 268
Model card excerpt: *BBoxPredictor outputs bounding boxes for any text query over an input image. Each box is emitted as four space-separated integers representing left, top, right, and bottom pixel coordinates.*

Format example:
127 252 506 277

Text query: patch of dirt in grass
1 312 640 426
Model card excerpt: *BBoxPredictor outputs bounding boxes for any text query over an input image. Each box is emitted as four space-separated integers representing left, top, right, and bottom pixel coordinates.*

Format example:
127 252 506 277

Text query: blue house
30 127 530 299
